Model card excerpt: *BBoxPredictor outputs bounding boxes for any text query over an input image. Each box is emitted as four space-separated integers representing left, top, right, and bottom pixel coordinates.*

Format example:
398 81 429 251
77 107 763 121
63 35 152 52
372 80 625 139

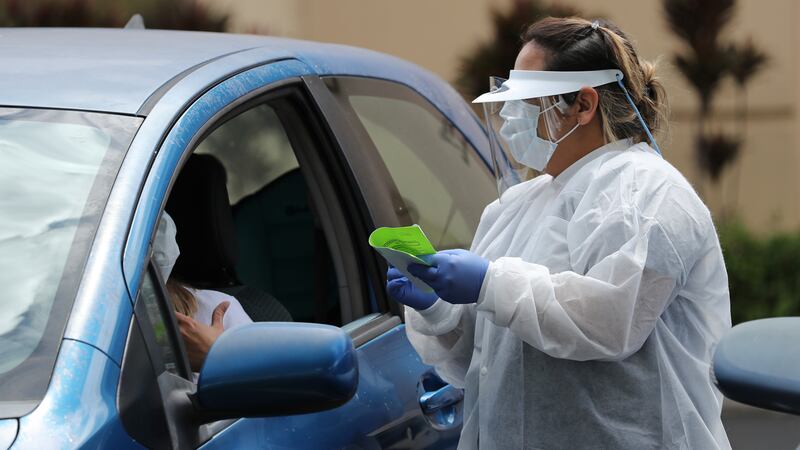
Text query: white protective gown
405 139 732 449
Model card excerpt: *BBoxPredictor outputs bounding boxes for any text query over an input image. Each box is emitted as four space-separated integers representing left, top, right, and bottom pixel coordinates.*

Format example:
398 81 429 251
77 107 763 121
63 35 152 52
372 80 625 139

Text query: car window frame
140 263 193 379
183 80 409 331
119 77 311 447
181 84 375 324
304 75 495 319
271 85 401 339
303 76 407 318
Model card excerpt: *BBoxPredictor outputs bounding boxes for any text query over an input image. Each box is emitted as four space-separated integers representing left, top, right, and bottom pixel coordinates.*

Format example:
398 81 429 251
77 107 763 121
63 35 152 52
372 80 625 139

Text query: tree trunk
728 86 748 219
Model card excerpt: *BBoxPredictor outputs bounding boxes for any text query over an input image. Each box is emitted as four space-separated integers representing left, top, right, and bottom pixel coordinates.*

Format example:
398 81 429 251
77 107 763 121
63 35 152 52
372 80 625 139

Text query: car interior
163 102 343 326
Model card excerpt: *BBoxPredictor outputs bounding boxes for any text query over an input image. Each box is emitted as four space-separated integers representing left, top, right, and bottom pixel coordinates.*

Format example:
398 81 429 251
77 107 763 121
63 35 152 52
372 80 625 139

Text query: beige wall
204 0 799 233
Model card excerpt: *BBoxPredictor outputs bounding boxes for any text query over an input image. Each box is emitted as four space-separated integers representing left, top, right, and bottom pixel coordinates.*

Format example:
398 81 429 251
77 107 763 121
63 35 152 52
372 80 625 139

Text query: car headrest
165 153 238 287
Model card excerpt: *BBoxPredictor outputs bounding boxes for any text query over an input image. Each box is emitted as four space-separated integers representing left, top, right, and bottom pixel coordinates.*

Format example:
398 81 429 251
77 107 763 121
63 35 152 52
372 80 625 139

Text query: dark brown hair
522 17 668 144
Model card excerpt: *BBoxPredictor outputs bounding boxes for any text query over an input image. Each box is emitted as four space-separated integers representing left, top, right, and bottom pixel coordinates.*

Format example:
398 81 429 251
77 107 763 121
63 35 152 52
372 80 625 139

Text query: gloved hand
408 249 489 304
386 266 439 310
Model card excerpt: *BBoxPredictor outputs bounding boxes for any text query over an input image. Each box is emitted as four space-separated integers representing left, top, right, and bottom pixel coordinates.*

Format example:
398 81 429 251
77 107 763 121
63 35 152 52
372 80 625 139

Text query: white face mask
153 212 180 281
498 99 580 171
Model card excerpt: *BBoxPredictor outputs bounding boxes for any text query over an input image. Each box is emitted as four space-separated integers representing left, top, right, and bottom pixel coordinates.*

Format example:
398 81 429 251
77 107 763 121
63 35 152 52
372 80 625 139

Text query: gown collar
553 138 635 186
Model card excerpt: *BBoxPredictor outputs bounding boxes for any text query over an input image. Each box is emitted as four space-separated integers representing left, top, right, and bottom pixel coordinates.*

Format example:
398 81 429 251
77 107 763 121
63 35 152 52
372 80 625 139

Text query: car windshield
0 108 140 415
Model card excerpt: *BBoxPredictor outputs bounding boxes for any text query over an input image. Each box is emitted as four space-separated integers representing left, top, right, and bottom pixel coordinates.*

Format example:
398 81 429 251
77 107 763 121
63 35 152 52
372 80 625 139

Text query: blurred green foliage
720 221 800 324
0 0 229 31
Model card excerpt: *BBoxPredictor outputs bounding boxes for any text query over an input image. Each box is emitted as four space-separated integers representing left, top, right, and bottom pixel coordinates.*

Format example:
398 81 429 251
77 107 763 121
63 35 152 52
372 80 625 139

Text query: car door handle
419 384 464 415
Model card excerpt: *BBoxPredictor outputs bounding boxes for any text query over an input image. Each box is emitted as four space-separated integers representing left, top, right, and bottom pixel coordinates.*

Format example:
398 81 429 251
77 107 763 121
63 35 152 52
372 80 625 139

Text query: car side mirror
192 322 358 420
712 317 800 415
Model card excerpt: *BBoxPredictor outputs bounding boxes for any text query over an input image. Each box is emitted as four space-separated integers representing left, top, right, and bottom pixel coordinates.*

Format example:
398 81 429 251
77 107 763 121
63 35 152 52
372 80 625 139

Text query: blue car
0 28 498 449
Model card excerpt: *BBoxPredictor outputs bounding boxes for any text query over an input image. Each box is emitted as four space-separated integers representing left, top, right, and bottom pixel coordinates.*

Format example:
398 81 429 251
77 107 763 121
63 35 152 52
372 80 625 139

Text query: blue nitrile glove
407 249 489 304
386 266 439 310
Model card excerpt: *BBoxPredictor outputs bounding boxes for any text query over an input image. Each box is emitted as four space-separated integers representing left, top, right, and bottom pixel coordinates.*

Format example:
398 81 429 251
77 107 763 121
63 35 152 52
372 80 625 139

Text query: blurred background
3 0 799 447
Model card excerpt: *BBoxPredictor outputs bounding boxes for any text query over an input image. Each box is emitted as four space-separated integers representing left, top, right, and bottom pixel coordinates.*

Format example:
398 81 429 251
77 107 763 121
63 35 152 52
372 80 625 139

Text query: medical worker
387 17 731 449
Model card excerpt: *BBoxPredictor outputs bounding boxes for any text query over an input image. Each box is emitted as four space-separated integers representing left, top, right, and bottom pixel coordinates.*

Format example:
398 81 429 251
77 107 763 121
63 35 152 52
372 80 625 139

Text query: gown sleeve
403 199 504 387
477 183 705 361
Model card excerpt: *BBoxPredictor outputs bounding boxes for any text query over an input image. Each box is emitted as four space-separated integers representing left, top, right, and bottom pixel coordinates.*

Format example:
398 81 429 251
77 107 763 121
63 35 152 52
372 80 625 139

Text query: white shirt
190 288 253 329
405 140 732 449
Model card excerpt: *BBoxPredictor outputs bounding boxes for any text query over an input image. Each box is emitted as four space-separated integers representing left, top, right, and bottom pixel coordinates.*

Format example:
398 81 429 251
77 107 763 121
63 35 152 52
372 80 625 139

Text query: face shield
474 69 623 201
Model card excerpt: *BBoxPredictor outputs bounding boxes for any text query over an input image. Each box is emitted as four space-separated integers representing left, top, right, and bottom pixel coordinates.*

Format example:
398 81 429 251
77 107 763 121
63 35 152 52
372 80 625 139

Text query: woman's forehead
514 42 548 71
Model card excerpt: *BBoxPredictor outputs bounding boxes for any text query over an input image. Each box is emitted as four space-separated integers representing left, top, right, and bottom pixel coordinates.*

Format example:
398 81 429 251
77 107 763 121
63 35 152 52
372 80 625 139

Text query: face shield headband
473 69 661 200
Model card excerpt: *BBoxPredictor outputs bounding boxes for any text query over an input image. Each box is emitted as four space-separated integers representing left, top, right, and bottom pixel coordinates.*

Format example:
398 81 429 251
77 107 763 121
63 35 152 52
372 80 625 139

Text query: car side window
324 77 497 250
191 102 343 325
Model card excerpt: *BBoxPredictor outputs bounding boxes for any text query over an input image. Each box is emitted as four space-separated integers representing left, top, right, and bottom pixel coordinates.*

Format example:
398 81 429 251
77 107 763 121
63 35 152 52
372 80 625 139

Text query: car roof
1 28 489 162
0 28 465 113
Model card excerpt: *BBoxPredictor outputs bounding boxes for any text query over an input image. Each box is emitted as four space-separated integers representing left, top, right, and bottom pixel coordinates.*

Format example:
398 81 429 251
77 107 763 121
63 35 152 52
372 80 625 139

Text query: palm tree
662 0 766 214
727 40 769 211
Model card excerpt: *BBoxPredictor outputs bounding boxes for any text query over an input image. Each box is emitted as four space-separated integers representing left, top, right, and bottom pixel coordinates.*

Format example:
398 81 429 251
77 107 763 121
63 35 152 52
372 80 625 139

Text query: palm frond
696 133 741 181
729 38 769 86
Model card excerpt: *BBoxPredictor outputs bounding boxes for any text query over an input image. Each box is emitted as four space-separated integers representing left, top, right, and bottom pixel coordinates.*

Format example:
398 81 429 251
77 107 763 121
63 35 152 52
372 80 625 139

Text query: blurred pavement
724 400 800 449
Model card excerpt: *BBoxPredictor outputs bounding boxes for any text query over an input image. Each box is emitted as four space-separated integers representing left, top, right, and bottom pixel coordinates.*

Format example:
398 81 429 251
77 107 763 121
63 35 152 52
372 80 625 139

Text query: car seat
165 153 292 322
232 169 340 324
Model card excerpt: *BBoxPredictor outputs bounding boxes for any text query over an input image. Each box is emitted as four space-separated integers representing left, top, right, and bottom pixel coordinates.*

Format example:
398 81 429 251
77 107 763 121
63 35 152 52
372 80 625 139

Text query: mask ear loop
615 73 662 156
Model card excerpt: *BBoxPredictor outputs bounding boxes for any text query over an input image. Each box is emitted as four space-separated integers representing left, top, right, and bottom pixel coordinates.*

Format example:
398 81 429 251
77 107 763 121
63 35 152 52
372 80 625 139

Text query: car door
303 74 501 442
119 59 467 449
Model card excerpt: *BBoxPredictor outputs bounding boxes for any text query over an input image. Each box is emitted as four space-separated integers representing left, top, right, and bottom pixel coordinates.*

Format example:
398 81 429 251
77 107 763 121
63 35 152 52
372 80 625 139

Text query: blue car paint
2 29 490 167
0 29 283 114
713 317 800 415
11 340 141 450
199 325 460 449
8 31 485 448
196 323 359 414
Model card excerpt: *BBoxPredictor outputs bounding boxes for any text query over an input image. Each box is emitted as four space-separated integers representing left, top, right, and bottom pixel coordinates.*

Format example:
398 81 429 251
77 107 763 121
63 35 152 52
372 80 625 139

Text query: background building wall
204 0 798 233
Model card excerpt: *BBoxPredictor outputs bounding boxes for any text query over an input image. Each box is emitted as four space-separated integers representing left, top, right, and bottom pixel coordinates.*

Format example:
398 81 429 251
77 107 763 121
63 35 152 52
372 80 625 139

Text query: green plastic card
369 224 437 292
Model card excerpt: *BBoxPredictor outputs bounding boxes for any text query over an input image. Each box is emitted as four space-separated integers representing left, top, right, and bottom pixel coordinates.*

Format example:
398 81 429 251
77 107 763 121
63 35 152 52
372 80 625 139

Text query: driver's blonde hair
167 279 198 317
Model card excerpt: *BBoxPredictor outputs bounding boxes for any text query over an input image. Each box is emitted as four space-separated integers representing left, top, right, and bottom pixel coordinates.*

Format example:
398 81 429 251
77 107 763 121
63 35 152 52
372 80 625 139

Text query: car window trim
302 76 411 228
135 82 306 367
168 82 368 323
307 75 495 322
270 89 372 322
148 264 193 379
303 75 403 319
125 75 306 304
344 313 403 348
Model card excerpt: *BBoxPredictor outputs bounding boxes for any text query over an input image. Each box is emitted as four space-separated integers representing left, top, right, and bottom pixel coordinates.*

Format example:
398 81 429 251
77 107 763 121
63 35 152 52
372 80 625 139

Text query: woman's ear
573 86 600 125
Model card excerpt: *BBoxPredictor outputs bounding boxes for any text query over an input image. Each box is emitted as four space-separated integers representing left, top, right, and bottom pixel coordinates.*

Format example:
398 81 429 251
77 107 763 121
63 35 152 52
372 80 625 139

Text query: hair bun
640 59 659 98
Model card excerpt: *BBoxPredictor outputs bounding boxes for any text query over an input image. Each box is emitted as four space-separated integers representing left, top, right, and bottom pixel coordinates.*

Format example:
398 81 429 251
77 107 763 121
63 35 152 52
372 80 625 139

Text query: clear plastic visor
483 76 570 201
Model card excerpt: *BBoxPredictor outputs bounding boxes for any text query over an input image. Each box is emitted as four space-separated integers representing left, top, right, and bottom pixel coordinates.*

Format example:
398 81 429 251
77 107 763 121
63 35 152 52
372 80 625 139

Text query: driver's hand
175 301 229 372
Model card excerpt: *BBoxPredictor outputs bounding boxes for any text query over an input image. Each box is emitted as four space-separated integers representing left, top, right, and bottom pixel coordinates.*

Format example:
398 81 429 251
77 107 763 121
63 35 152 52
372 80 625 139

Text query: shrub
719 221 800 324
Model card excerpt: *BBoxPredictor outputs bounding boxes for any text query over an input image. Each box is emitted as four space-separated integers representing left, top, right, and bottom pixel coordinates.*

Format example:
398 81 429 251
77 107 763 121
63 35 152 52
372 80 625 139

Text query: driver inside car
153 211 253 372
